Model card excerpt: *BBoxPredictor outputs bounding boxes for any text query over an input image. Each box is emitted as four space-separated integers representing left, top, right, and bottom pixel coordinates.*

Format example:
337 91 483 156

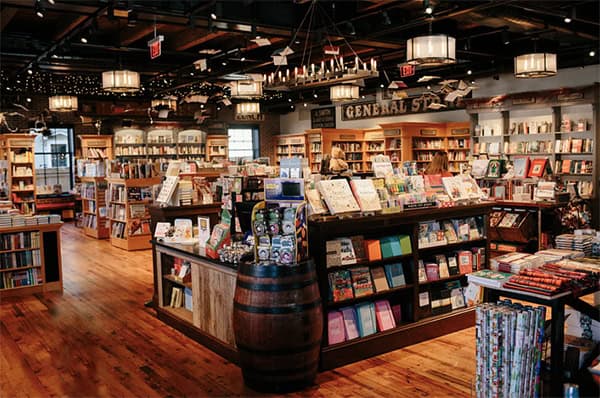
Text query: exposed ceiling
1 0 598 108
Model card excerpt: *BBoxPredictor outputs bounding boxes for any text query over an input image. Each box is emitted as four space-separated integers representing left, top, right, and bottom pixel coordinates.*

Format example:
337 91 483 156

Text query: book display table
483 285 599 395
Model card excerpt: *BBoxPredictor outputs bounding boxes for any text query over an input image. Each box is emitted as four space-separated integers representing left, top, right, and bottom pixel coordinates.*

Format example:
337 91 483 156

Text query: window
34 127 75 193
228 126 259 161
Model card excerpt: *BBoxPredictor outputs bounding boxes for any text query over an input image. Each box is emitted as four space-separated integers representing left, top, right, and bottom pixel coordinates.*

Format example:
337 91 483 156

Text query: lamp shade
514 53 557 78
406 34 456 66
230 80 263 98
330 84 359 101
102 70 140 92
48 95 78 112
151 98 177 111
235 102 260 115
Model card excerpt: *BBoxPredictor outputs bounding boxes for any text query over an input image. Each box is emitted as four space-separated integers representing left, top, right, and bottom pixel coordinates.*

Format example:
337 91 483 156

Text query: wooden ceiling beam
0 7 18 32
52 15 88 41
173 31 228 51
120 23 169 46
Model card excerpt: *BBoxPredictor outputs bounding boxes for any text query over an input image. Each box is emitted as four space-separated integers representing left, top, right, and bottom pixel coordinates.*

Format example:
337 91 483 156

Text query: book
340 307 360 340
436 254 450 279
350 179 382 213
391 304 402 324
339 238 357 265
327 311 346 345
370 266 390 292
317 179 361 215
466 269 512 288
424 174 445 194
443 221 458 243
374 300 396 331
398 235 412 255
305 189 327 215
425 263 440 281
350 267 374 297
380 236 401 258
442 176 468 201
329 270 354 302
447 255 460 276
486 159 502 178
418 259 427 283
528 158 548 177
471 159 490 178
450 287 466 310
356 302 377 337
365 239 382 261
326 240 343 267
458 250 473 274
512 157 530 178
384 263 406 288
350 235 367 262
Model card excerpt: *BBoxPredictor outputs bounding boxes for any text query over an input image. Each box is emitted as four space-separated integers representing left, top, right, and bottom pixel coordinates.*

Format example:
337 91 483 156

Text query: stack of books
555 234 593 256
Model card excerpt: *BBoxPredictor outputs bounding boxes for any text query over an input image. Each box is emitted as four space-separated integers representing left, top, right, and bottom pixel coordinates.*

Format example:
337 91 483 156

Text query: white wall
279 65 600 133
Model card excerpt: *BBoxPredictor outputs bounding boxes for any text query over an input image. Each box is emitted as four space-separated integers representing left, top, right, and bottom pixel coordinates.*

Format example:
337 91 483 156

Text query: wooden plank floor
1 223 476 397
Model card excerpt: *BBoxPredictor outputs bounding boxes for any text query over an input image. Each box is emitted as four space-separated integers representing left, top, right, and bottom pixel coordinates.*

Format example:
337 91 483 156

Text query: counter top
151 239 241 271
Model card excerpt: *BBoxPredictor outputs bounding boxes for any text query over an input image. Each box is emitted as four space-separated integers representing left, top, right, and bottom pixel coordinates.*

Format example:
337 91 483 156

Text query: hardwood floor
1 223 476 397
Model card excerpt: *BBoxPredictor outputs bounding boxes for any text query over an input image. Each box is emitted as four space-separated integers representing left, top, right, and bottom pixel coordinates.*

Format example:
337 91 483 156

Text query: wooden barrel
233 260 323 393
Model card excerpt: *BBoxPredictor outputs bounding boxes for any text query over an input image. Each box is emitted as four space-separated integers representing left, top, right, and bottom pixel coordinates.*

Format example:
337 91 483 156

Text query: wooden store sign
234 113 265 122
341 95 464 121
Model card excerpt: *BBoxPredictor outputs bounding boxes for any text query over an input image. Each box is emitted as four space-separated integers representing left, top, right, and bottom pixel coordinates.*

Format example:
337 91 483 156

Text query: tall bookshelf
0 137 9 201
80 176 109 239
177 129 207 160
3 134 36 214
106 177 161 251
79 135 113 160
363 128 385 173
146 129 178 159
206 135 228 162
113 128 146 159
382 128 402 167
273 134 306 165
306 130 323 173
0 222 63 297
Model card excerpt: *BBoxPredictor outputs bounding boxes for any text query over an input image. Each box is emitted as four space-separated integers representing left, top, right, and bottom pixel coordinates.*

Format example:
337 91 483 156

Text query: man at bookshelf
424 151 452 177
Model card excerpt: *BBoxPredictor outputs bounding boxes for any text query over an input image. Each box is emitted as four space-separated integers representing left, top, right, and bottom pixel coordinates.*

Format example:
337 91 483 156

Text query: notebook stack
555 234 593 256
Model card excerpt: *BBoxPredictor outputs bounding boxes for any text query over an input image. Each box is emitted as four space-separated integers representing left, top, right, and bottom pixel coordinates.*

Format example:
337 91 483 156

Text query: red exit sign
148 35 164 59
400 64 415 77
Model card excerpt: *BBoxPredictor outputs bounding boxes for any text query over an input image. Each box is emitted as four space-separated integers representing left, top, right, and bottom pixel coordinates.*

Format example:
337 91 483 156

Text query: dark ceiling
1 0 599 107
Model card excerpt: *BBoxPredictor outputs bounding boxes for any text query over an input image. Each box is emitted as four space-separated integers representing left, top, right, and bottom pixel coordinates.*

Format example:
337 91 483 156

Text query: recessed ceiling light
255 35 261 40
80 37 88 43
303 103 307 107
47 0 55 4
361 95 365 99
16 80 21 83
240 57 246 62
288 98 292 102
295 40 301 44
190 72 194 76
467 69 472 75
26 98 32 102
200 104 204 108
210 13 217 20
564 16 572 23
427 85 431 90
27 69 33 75
380 84 385 88
313 93 318 98
425 6 433 15
36 9 44 18
589 50 596 57
222 61 227 66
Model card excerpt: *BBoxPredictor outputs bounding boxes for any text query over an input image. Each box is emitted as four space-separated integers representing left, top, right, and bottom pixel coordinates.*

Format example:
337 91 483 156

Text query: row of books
147 146 177 155
128 219 151 236
115 146 148 156
86 148 108 159
82 214 107 230
490 211 529 229
0 213 60 227
0 249 41 268
328 263 407 302
327 299 400 344
508 120 553 135
447 138 469 149
448 151 467 161
9 150 33 163
109 160 158 179
412 138 443 149
0 268 42 289
554 160 593 175
326 235 412 267
490 252 545 274
332 142 362 152
12 166 33 176
419 281 466 317
555 138 593 154
169 286 193 311
555 234 593 256
0 231 40 251
418 248 485 282
111 221 127 239
77 159 107 177
418 216 484 248
178 146 205 155
80 184 97 200
109 204 126 221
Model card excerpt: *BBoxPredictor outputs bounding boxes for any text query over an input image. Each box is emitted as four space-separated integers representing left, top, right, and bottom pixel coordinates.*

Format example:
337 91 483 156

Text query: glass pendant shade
235 102 260 115
48 95 78 112
514 53 557 78
330 84 359 101
102 70 140 92
406 34 456 66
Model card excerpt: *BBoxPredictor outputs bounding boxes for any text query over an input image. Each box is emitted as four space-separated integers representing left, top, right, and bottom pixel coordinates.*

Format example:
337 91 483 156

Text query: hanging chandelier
514 53 557 78
102 70 140 93
235 102 260 115
330 84 359 101
406 34 456 66
151 97 177 111
48 95 78 112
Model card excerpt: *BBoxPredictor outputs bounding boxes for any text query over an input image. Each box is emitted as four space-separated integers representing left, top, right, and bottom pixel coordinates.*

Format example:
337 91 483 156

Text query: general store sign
341 95 464 121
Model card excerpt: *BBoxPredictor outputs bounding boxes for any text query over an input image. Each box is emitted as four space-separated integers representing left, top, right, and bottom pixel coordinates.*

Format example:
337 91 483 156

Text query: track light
502 30 510 45
313 92 318 98
210 13 217 20
424 0 433 15
80 37 88 43
35 3 45 18
590 50 596 57
564 16 571 23
47 0 55 4
467 69 472 75
27 69 33 75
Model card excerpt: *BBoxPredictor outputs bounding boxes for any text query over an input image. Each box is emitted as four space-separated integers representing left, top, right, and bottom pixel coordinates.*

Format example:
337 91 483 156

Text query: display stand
206 135 228 162
308 202 493 369
79 134 113 160
106 177 160 250
1 134 36 214
177 129 206 160
0 222 63 297
273 134 306 165
80 176 109 239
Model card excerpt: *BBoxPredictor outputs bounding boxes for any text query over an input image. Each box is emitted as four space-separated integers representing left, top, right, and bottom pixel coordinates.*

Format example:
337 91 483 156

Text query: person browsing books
424 151 452 177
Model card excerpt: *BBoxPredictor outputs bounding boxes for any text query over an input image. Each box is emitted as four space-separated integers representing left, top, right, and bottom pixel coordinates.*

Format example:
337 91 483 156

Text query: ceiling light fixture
35 6 45 18
48 95 78 112
406 34 456 66
423 0 433 15
502 30 510 45
564 16 571 23
26 98 32 103
80 37 88 43
590 50 596 57
235 102 260 116
27 69 33 75
210 13 217 20
47 0 55 4
467 69 472 75
151 97 177 112
230 79 263 98
514 52 557 78
330 84 359 101
102 70 140 92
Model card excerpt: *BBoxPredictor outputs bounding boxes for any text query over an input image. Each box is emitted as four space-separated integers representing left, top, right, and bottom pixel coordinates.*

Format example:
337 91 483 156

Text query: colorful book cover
327 310 346 345
458 250 473 274
374 300 396 331
365 239 382 261
380 236 402 258
447 255 460 275
425 263 440 281
356 302 377 337
418 259 428 283
317 179 361 215
326 240 343 267
370 266 390 292
328 270 354 302
391 303 402 324
350 179 382 213
350 235 367 262
340 306 360 340
436 254 450 279
350 266 374 297
442 176 468 201
338 237 357 265
528 158 547 177
384 263 406 287
512 157 530 178
443 221 458 243
398 235 412 255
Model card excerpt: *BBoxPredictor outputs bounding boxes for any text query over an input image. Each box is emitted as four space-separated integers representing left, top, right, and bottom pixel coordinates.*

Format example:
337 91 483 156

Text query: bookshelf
206 135 228 162
146 129 178 158
382 128 402 167
363 128 385 172
114 128 146 158
79 135 113 160
106 177 161 251
0 138 9 201
273 134 306 165
0 222 63 297
467 84 598 209
309 203 492 369
2 134 36 214
177 129 207 160
306 130 323 173
80 176 109 239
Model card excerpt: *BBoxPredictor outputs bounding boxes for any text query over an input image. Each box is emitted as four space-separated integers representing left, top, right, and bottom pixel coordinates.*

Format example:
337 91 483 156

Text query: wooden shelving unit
80 176 109 239
106 177 160 251
146 129 178 158
79 134 113 160
113 128 146 158
363 128 385 172
0 222 63 297
309 203 492 370
273 133 306 165
206 135 228 162
306 130 323 173
2 134 36 214
177 129 207 160
382 127 402 167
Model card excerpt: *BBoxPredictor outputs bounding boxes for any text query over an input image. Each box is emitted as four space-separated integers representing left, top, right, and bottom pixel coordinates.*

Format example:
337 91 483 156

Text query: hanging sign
399 64 416 77
148 35 164 59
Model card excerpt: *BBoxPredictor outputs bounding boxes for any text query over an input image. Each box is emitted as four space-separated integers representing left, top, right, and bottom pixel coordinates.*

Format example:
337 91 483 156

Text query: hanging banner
341 94 465 121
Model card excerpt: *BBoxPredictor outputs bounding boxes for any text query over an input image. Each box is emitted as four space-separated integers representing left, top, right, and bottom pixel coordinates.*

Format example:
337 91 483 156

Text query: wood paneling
0 222 478 397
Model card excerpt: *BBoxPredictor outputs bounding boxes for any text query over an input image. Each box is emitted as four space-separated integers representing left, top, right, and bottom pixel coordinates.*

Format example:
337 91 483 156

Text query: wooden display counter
152 240 238 364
